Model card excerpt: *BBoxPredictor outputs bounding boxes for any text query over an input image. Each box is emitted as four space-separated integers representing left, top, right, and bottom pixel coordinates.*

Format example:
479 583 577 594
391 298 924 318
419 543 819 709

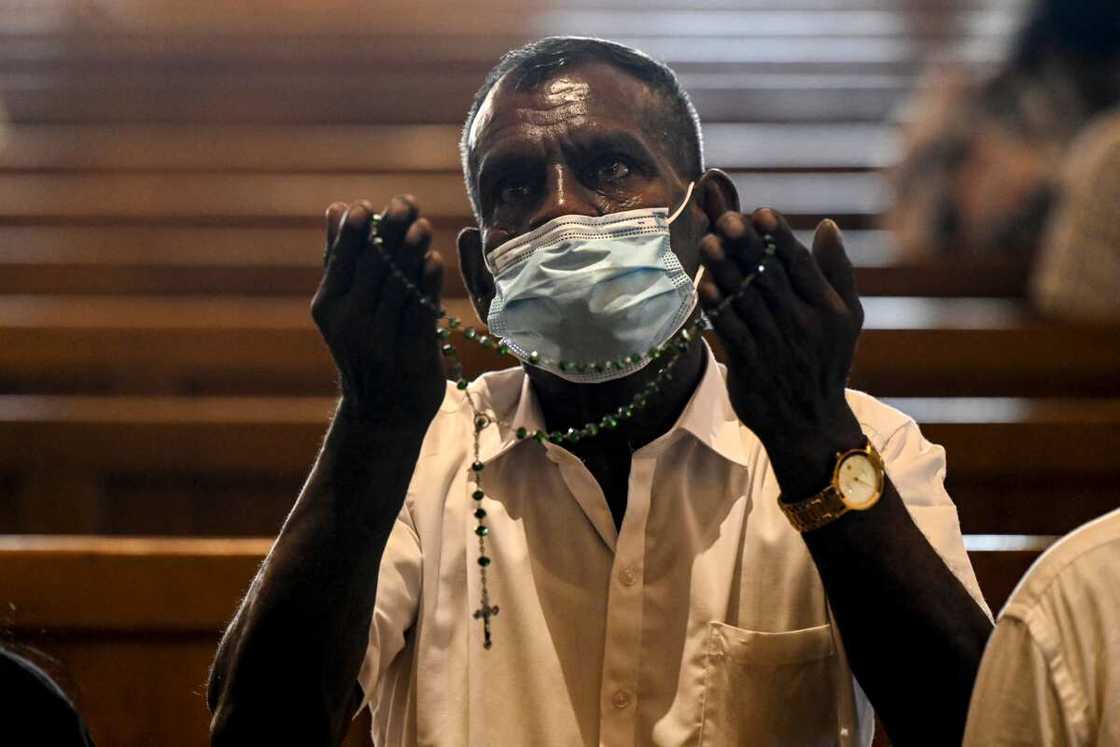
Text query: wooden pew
0 394 1117 535
0 532 1059 747
0 123 897 173
1 296 1115 397
0 225 1029 297
0 535 373 747
0 170 887 228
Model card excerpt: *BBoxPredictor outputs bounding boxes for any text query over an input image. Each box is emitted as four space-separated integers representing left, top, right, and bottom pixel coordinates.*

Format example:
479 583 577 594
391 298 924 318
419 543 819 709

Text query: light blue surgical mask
485 182 703 384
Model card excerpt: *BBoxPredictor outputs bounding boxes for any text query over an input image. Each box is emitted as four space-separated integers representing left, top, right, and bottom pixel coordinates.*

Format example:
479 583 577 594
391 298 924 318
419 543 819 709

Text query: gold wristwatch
780 441 885 533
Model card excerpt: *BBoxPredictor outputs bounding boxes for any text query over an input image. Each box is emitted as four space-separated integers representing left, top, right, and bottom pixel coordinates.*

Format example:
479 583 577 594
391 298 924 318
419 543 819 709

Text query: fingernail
755 209 778 231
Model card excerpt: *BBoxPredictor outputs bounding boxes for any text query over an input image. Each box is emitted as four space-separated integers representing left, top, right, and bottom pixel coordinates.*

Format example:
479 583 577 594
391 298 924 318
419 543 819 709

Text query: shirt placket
597 452 656 747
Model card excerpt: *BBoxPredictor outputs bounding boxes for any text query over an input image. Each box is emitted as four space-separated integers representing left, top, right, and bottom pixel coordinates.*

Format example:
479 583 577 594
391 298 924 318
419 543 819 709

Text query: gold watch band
780 485 849 533
779 441 884 533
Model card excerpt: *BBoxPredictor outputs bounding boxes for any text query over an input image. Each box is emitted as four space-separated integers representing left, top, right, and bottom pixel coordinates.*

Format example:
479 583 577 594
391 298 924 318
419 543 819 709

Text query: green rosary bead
528 351 540 364
457 378 469 390
497 343 510 356
472 490 485 501
449 317 462 329
437 328 451 340
602 416 618 430
532 430 548 443
516 427 528 440
464 328 479 341
478 335 493 348
549 431 564 443
475 526 489 537
478 556 491 567
474 508 487 519
680 328 693 343
566 427 580 443
471 461 485 472
558 361 574 373
441 344 456 357
586 423 599 437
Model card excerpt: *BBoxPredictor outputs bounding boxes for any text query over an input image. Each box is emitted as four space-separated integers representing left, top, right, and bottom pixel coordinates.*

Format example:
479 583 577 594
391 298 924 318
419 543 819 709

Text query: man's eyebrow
568 128 658 164
477 143 541 189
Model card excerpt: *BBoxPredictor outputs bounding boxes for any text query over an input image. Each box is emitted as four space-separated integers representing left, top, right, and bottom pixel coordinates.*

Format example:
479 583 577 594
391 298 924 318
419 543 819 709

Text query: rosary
368 213 777 649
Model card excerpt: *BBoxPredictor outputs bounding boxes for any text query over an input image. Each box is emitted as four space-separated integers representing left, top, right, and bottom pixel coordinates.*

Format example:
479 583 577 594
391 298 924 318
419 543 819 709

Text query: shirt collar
473 341 752 468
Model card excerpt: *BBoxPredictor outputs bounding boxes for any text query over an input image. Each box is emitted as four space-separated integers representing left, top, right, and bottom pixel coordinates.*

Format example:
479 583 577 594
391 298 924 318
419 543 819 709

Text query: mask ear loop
667 180 696 224
667 182 712 329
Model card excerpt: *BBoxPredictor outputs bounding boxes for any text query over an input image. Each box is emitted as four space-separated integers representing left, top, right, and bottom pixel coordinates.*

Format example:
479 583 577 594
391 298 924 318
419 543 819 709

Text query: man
208 37 992 746
963 507 1120 746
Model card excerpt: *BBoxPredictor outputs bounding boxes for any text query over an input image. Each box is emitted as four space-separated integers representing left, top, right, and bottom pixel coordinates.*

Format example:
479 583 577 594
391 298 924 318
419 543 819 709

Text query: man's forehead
467 63 658 156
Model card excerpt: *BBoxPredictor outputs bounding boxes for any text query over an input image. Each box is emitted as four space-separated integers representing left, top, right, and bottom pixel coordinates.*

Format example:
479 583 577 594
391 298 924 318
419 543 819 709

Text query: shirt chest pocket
697 621 840 747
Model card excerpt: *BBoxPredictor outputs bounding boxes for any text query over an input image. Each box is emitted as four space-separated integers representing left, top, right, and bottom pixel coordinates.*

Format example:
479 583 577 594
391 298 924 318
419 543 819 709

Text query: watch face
837 453 882 510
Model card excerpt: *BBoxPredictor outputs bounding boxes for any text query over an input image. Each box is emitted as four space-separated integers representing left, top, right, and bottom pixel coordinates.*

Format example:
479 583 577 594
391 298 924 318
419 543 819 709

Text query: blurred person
0 646 96 746
886 0 1120 261
963 506 1120 745
208 37 992 746
1032 110 1120 320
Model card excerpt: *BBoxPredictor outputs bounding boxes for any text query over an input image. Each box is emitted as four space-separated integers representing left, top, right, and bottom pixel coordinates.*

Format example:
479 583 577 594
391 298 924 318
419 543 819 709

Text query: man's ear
457 226 495 325
694 168 740 229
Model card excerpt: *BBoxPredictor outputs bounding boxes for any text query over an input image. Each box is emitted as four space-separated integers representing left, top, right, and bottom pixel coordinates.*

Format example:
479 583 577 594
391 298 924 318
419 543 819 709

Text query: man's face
466 63 700 275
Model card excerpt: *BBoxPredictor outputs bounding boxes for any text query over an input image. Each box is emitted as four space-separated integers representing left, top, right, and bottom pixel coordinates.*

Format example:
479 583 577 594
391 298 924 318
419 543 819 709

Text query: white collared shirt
963 507 1120 746
358 344 988 746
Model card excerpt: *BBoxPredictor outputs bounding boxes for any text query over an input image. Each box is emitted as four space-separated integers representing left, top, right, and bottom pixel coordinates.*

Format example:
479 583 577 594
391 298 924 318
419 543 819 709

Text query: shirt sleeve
355 505 423 712
872 416 992 619
962 617 1075 746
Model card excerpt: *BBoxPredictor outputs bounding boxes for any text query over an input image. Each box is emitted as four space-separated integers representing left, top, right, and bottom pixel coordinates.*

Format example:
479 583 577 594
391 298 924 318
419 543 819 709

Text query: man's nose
528 164 599 230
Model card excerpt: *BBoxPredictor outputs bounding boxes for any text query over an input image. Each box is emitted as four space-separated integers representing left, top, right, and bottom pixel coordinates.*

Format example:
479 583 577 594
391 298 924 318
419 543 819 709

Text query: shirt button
612 689 632 709
619 566 638 586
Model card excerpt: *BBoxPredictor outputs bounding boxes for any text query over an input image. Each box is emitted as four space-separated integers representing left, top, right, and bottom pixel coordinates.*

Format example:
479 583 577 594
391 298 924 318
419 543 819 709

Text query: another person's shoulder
1001 507 1120 624
1031 108 1120 320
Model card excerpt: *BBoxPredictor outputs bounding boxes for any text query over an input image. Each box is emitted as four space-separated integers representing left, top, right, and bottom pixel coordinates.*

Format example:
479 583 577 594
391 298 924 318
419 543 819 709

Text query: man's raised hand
311 195 446 429
698 208 865 499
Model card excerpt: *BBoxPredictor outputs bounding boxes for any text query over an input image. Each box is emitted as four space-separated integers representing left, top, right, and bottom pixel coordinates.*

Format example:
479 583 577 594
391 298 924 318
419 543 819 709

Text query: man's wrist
769 414 865 503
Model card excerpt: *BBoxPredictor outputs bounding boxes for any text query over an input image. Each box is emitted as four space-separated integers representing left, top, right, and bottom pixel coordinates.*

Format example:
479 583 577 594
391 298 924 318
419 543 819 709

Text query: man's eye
498 180 532 205
594 158 631 184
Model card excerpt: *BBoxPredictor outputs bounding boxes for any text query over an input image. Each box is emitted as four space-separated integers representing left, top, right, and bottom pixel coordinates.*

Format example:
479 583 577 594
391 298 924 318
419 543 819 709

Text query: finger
420 250 445 309
396 217 433 282
324 202 347 259
738 285 784 352
317 200 374 301
713 211 765 275
751 257 807 340
698 279 760 370
699 233 745 303
377 194 420 255
749 208 829 308
812 219 860 317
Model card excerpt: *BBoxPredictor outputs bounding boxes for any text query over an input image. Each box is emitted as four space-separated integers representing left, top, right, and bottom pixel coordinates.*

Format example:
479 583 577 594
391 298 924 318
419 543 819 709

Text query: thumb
812 219 860 316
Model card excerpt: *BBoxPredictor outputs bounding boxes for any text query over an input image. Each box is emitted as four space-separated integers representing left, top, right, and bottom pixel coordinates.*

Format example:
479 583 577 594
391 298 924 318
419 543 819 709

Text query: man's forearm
208 403 427 745
771 425 993 746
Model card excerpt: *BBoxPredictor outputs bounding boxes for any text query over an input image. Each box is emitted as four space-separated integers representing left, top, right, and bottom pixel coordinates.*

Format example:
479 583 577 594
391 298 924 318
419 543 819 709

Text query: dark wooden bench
0 225 1029 297
0 532 1058 747
0 123 896 173
1 393 1116 534
2 296 1114 396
